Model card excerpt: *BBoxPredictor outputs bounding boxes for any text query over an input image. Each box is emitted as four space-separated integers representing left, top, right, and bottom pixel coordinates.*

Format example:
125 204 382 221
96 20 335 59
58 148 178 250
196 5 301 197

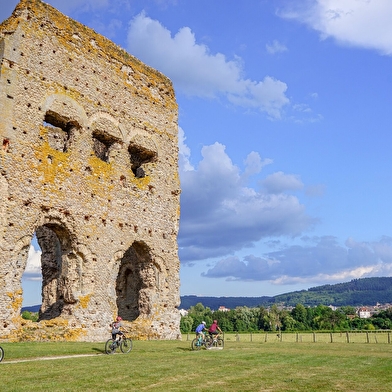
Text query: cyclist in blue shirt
195 321 206 339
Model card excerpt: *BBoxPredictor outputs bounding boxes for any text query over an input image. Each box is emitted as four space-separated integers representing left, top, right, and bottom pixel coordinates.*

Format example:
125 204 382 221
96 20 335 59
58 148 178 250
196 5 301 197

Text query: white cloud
127 13 290 118
280 0 392 55
242 151 273 180
178 138 314 263
226 77 289 119
202 235 392 284
178 126 194 172
271 265 377 285
262 171 304 194
266 39 288 54
24 245 42 281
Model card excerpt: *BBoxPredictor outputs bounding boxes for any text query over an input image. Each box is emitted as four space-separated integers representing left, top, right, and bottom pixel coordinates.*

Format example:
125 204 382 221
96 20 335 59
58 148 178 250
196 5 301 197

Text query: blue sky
2 0 392 306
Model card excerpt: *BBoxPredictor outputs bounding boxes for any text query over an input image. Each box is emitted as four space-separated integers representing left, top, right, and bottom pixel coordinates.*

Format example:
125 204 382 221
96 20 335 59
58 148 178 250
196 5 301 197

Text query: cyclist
208 319 222 340
195 321 207 340
111 316 128 341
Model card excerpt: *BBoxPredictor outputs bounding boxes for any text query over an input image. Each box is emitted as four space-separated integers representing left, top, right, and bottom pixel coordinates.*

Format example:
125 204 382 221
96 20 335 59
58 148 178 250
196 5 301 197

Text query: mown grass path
3 353 100 364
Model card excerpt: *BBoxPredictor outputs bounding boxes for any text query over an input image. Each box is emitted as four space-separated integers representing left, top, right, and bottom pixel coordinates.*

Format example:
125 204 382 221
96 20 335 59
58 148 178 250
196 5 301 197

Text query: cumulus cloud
262 171 304 194
279 0 392 55
202 235 392 285
178 139 315 263
24 245 42 281
242 152 273 180
127 13 290 118
178 126 194 172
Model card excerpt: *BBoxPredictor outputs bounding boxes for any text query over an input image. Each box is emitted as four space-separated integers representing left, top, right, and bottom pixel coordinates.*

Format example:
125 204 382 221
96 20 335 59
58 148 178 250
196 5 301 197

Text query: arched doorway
34 223 89 321
116 241 157 321
21 235 43 310
35 224 71 319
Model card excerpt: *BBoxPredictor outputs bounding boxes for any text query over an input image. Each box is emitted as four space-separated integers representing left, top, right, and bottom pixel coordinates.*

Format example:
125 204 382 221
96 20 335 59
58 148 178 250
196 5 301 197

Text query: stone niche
0 0 181 341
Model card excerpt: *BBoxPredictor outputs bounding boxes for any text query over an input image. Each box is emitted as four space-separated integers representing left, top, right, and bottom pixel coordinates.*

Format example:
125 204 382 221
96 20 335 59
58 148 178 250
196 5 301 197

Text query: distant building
358 307 371 319
218 306 230 312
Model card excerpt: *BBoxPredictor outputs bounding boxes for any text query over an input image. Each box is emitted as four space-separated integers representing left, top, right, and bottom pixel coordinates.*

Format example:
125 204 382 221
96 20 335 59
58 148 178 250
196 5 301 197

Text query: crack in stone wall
0 0 181 341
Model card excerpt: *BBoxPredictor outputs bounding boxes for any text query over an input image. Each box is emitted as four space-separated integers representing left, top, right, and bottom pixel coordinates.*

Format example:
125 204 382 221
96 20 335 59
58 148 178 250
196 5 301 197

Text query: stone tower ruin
0 0 181 341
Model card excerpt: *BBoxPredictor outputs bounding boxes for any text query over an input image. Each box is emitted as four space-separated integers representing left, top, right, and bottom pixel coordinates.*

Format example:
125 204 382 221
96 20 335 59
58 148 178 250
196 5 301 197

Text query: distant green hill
179 295 272 310
22 305 40 312
180 277 392 309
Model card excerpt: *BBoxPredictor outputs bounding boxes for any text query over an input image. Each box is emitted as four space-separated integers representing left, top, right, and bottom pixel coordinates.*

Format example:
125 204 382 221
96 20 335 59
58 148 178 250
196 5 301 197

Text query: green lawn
0 337 391 391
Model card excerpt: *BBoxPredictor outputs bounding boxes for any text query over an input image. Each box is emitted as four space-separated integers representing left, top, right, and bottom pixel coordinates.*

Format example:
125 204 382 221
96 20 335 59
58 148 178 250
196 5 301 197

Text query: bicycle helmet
202 321 206 325
116 316 122 321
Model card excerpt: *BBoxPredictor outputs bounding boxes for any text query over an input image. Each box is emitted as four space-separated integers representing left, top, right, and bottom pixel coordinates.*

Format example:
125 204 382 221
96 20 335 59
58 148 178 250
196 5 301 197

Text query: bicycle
0 346 3 362
191 334 210 350
105 334 133 354
191 333 218 350
191 333 224 350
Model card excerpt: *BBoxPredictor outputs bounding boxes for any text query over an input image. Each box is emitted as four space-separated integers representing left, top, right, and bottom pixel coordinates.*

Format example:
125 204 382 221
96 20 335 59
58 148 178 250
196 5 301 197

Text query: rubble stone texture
0 0 181 341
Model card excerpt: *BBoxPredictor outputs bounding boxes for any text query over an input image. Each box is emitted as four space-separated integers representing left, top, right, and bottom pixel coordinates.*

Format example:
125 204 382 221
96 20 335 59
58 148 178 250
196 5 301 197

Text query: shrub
21 310 39 322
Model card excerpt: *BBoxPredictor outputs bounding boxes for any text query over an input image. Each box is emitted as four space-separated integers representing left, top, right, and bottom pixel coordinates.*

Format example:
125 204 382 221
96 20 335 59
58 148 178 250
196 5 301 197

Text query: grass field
1 335 392 391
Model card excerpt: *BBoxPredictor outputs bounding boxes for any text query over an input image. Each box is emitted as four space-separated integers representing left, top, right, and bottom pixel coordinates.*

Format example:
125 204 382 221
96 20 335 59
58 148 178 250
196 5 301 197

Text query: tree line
180 303 392 333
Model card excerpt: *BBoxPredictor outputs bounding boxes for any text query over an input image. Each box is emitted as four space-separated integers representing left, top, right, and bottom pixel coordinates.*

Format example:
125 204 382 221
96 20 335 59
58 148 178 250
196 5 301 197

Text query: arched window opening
92 130 119 163
128 143 156 178
44 110 79 152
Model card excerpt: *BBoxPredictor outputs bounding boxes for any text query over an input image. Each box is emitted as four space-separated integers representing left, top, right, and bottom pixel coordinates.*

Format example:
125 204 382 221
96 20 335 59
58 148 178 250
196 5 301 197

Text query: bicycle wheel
191 338 201 350
105 338 117 354
205 335 213 349
0 346 4 362
217 338 224 348
209 339 217 348
120 337 133 353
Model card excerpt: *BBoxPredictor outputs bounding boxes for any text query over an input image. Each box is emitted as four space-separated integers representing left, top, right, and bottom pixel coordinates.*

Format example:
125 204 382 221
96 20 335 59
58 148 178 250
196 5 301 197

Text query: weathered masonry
0 0 181 341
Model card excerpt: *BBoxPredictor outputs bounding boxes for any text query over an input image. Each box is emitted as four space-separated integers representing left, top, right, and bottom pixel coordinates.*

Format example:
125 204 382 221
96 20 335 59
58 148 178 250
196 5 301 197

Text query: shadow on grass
92 347 106 354
177 346 194 352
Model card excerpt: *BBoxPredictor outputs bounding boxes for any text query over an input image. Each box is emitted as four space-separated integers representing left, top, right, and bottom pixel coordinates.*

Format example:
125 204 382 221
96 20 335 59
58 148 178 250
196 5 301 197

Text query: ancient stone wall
0 0 181 341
